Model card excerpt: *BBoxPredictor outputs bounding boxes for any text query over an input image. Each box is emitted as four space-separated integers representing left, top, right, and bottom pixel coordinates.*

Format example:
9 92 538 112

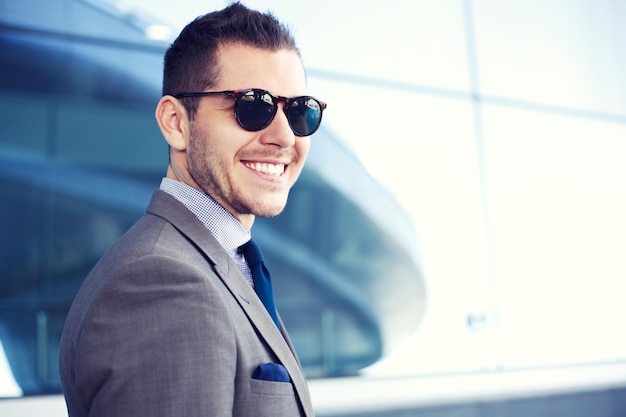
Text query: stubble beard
187 129 291 218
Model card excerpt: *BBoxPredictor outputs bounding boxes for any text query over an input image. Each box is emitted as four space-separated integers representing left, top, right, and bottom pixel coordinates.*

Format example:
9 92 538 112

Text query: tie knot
241 239 264 267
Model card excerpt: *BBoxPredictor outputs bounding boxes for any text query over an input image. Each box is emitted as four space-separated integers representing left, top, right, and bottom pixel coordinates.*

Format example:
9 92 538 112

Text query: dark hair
162 2 299 119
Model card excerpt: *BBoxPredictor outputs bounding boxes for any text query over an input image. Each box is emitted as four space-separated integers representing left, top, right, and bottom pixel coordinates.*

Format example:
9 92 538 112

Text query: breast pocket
245 379 303 416
250 378 296 396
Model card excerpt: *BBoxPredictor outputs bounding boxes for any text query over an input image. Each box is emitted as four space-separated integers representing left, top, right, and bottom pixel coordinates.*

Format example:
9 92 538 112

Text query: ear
155 95 189 151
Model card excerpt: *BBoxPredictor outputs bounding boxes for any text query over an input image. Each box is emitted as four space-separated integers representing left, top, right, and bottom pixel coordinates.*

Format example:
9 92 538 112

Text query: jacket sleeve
73 253 236 417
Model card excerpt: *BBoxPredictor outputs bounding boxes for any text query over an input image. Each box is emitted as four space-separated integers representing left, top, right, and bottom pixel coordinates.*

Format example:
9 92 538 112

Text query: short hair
162 2 300 119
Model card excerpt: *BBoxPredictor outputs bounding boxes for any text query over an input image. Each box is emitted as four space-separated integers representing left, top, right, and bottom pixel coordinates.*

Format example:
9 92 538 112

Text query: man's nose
259 106 296 147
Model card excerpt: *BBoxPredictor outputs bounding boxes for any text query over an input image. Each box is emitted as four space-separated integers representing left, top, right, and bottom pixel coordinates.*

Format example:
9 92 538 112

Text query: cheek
288 140 310 183
296 139 311 162
193 123 242 162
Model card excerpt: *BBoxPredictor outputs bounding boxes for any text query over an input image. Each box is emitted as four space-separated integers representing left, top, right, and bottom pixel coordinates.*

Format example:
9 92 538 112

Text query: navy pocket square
252 363 291 382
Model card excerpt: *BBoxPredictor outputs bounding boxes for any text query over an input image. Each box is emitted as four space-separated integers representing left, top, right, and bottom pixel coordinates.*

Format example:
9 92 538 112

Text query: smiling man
58 3 325 417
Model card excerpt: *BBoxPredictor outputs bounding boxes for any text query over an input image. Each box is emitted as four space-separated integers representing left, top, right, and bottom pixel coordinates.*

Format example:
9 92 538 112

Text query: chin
251 199 288 218
254 206 286 218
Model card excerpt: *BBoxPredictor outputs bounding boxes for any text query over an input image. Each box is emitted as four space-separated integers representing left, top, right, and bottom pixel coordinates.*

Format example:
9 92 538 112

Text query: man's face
186 44 310 227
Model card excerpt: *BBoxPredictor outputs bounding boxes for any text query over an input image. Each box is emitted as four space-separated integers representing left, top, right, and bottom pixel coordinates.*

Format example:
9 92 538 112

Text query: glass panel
482 104 626 367
474 0 626 115
308 79 499 374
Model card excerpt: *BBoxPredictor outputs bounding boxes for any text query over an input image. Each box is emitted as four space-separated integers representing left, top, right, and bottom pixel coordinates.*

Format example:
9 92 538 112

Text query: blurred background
1 0 625 415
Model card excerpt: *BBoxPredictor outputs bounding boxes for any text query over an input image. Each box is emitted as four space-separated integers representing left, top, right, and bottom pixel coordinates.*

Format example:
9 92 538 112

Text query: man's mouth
244 162 286 177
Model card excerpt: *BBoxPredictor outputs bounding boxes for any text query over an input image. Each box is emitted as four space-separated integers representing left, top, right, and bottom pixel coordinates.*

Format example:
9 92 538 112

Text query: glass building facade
2 1 626 415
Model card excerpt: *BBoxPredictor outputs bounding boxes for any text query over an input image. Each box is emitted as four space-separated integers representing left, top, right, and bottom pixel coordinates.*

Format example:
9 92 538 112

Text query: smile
244 162 286 177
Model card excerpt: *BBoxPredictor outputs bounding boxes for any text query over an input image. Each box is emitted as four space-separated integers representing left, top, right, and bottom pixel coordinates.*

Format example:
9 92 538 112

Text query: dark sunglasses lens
286 97 323 136
235 90 276 131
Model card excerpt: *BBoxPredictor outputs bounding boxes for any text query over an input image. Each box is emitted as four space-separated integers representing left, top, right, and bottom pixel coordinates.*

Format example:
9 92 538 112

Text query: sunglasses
175 88 327 137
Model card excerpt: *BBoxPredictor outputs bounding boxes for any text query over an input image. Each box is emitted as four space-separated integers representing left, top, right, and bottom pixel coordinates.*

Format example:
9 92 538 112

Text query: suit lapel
213 262 314 415
146 190 314 416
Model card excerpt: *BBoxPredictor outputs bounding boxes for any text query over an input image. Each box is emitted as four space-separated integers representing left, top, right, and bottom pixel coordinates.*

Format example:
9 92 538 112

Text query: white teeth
246 162 285 176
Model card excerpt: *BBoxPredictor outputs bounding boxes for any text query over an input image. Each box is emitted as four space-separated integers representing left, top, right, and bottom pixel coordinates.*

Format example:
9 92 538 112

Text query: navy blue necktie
241 239 280 328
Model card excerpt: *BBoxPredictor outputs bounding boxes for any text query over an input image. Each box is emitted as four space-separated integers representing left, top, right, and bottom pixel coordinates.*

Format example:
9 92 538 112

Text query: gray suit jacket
59 190 314 417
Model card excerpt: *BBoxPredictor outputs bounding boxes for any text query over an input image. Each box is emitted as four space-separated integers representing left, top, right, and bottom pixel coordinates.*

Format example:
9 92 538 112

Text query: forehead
214 43 307 96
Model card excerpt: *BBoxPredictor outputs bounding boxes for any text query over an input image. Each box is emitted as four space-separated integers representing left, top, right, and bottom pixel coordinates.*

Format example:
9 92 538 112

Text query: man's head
162 2 300 120
155 3 323 231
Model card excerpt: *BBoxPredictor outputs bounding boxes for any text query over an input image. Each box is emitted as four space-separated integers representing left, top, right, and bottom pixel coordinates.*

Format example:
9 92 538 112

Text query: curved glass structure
0 0 424 396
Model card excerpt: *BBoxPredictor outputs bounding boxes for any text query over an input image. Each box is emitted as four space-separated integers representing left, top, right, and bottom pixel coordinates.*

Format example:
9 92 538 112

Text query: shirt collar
159 178 250 252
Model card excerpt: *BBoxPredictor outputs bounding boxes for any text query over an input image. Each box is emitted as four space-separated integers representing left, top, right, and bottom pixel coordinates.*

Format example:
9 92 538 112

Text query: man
59 3 325 416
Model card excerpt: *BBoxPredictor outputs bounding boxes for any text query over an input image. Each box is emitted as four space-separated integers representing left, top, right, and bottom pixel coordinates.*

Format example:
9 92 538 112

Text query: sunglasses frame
174 88 327 137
